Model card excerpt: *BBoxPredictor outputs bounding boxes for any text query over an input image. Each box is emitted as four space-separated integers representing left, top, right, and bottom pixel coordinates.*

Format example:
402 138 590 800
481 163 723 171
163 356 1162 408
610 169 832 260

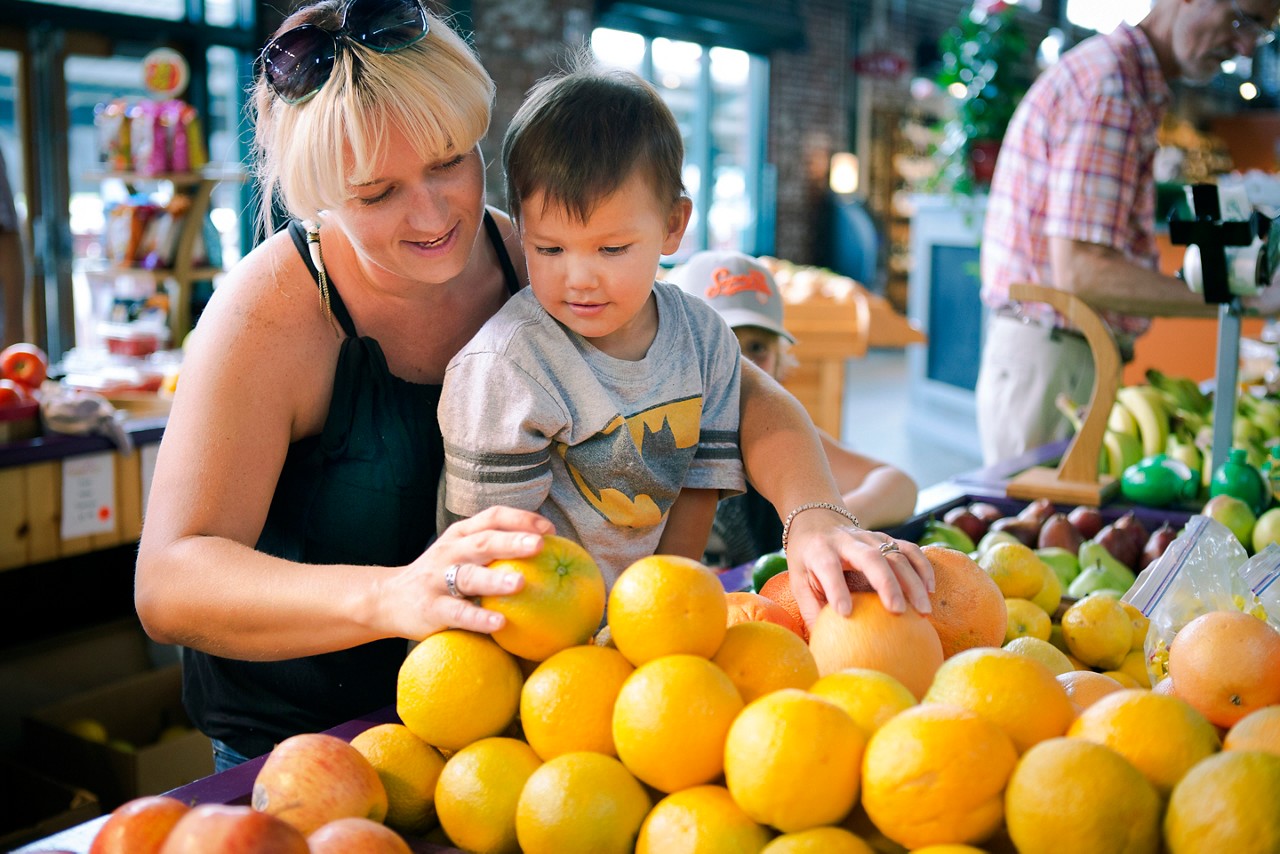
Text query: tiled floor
837 347 983 495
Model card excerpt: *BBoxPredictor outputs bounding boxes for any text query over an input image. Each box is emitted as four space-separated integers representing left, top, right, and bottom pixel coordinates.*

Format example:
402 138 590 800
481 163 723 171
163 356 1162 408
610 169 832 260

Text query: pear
1035 546 1081 587
1141 522 1179 569
1074 540 1137 595
1066 505 1104 540
943 505 989 544
989 516 1041 548
1037 512 1085 554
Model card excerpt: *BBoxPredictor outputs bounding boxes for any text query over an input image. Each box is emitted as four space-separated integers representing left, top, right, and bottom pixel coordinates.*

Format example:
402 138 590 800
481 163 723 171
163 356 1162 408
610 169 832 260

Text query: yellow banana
1054 393 1085 434
1111 428 1143 473
1116 385 1170 459
1102 430 1126 477
1108 400 1142 441
1165 431 1203 481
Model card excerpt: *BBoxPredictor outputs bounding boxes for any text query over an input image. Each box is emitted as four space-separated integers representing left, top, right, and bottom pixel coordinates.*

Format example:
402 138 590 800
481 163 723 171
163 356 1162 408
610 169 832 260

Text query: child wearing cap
670 250 918 566
436 63 745 587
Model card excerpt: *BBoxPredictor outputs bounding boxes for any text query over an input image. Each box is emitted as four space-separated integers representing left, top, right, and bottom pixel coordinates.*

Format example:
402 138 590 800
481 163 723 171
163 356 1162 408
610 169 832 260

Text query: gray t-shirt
439 280 745 586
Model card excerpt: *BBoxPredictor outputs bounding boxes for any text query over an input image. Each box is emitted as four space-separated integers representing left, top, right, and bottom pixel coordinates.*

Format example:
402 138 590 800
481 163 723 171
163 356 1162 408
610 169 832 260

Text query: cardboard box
22 665 214 809
0 760 100 851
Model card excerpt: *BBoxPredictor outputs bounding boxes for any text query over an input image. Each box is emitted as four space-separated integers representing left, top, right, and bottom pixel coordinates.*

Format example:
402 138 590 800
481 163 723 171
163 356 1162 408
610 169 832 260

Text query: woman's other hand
784 508 934 628
380 506 554 639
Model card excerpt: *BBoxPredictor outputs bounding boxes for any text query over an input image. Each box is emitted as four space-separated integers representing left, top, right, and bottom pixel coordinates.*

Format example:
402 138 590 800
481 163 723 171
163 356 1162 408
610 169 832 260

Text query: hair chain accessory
781 502 861 554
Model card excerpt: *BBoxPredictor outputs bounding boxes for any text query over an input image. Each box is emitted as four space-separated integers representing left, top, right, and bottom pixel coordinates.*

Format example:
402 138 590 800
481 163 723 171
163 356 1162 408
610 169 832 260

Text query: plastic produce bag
40 387 133 454
1239 543 1280 631
1123 515 1248 685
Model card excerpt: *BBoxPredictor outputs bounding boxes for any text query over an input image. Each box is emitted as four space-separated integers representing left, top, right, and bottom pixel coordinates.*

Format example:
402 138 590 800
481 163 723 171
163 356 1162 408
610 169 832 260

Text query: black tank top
182 212 522 759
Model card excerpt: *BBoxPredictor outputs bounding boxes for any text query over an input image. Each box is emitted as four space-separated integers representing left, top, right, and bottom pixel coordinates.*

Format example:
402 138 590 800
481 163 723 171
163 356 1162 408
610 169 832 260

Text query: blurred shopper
672 250 918 566
135 0 933 771
977 0 1280 464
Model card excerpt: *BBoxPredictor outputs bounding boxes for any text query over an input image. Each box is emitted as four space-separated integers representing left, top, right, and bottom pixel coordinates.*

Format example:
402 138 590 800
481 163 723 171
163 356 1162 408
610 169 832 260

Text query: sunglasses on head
261 0 429 105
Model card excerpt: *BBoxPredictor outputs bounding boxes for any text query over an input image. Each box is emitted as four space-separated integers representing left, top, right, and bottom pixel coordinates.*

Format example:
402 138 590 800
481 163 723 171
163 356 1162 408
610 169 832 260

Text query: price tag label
61 452 117 539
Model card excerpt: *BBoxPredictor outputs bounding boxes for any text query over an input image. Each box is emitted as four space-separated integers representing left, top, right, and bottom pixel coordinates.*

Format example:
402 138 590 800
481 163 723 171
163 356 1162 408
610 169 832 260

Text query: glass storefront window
592 27 767 258
28 0 185 20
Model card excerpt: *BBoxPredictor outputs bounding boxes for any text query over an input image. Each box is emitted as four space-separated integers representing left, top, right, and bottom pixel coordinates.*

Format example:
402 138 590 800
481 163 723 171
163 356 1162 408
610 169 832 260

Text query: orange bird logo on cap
705 266 772 304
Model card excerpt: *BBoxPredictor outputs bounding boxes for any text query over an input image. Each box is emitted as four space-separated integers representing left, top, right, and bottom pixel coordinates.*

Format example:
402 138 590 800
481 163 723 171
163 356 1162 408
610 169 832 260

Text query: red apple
89 795 190 854
308 817 413 854
0 342 48 389
158 804 308 853
251 732 388 836
0 377 31 408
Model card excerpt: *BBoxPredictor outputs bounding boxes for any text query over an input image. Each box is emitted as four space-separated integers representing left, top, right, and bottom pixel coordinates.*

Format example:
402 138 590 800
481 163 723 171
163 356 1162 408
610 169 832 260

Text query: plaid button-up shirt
980 23 1171 342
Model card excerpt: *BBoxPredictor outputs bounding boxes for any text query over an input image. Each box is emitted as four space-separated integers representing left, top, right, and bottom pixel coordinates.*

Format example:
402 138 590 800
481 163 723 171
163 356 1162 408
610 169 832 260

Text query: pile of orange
209 530 1280 853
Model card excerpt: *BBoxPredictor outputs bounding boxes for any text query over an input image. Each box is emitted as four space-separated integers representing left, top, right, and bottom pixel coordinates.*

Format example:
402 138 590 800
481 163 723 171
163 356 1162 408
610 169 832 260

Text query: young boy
670 250 918 565
437 63 745 586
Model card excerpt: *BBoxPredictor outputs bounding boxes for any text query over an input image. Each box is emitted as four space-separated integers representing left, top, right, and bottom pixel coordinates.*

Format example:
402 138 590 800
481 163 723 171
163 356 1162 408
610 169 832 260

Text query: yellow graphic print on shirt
557 396 704 528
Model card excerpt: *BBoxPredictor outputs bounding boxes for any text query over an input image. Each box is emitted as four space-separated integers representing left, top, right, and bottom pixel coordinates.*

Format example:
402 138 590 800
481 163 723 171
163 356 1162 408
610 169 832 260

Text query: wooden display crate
0 446 148 572
781 293 925 437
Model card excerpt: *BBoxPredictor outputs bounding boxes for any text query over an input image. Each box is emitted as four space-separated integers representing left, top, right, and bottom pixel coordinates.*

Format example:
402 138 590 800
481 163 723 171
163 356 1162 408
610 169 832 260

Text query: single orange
1167 609 1280 728
482 535 607 662
1223 705 1280 755
1164 750 1280 852
920 544 1007 658
808 595 944 700
923 647 1074 753
1056 670 1125 714
712 620 819 703
611 654 743 792
725 590 805 638
520 644 634 760
1067 689 1220 797
758 571 808 641
607 555 727 665
1004 737 1161 853
861 704 1017 849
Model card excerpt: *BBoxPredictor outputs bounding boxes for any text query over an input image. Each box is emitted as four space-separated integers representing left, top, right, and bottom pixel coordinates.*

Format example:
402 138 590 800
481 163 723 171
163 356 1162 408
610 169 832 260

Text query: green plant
935 1 1029 194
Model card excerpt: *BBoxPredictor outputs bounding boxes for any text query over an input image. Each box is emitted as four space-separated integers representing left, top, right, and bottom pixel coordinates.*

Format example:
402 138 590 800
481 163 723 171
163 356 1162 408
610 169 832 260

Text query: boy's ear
661 196 694 255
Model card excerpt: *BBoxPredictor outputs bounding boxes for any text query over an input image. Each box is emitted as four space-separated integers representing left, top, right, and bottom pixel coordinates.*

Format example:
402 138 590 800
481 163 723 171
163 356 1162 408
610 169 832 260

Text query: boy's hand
783 508 934 627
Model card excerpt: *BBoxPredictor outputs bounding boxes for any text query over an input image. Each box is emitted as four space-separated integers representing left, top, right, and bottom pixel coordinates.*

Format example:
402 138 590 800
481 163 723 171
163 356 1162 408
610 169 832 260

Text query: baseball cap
668 250 796 343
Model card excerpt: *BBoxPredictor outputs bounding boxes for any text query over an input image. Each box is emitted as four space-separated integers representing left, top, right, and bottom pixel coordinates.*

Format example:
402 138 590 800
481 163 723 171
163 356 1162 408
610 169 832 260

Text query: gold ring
878 541 900 556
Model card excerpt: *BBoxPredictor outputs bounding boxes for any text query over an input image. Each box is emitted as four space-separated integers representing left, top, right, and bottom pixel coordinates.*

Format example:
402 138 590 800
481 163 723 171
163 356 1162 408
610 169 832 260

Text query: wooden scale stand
1004 282 1122 507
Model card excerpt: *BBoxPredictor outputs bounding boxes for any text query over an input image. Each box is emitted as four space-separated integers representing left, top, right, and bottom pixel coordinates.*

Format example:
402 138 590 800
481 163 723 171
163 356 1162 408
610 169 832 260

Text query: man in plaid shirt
977 0 1280 465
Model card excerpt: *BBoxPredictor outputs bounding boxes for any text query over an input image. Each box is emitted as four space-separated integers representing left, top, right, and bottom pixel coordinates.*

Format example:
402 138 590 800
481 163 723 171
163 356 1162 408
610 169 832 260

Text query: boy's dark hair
502 59 685 224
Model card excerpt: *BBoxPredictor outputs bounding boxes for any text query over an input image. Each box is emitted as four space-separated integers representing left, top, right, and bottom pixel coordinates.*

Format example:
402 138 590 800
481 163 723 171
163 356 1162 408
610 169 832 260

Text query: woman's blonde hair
251 2 495 230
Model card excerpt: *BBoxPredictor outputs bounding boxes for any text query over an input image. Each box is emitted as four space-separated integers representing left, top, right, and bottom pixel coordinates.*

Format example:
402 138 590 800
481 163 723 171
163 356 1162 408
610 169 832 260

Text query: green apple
1202 494 1256 549
1253 507 1280 554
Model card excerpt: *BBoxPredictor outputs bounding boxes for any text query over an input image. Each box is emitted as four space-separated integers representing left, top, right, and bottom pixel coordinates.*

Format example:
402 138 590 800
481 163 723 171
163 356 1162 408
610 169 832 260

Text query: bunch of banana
1054 393 1143 478
1237 393 1280 444
1145 368 1212 416
1115 384 1171 459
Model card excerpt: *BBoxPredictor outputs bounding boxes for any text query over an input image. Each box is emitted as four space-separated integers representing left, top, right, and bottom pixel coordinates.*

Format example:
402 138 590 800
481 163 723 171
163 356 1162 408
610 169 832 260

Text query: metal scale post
1168 184 1268 477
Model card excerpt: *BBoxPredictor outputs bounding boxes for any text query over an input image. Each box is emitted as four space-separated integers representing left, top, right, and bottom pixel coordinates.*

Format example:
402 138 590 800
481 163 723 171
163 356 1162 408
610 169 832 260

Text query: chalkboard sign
926 244 983 391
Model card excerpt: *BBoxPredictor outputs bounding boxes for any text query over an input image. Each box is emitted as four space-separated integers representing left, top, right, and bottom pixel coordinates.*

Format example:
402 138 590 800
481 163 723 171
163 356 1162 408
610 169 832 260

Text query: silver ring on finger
878 541 901 556
444 563 465 598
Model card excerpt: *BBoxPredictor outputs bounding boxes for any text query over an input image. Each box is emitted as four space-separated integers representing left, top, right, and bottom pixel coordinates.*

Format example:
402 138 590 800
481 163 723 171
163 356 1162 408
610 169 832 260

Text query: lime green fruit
752 551 788 593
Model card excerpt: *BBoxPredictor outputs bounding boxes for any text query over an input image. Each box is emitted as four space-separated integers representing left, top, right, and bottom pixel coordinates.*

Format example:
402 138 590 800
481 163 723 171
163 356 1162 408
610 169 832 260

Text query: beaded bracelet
781 502 862 554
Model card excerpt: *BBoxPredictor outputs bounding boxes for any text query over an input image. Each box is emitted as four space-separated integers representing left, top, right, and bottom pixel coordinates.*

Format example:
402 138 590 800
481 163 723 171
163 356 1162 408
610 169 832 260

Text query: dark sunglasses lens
344 0 429 52
264 25 337 104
